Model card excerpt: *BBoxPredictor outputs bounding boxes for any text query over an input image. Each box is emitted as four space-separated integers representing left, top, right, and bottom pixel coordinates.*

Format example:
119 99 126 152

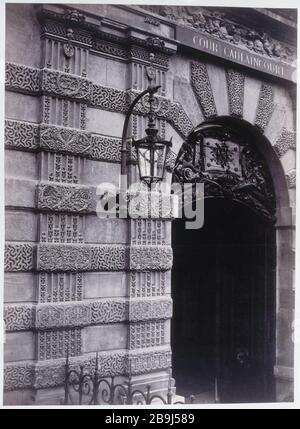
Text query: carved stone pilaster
129 298 172 322
191 62 217 119
255 83 274 131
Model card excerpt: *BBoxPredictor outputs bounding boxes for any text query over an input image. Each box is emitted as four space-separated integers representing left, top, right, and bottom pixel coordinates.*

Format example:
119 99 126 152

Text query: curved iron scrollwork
173 125 276 222
63 352 195 405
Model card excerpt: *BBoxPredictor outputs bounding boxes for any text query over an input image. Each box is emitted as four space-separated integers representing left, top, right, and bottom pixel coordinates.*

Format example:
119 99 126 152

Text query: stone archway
169 117 293 402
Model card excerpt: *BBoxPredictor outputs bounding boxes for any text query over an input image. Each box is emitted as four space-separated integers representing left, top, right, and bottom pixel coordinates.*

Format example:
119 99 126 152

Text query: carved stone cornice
274 128 296 157
5 63 192 138
138 6 296 64
254 83 274 131
5 298 172 330
5 120 122 162
4 347 172 390
226 69 245 117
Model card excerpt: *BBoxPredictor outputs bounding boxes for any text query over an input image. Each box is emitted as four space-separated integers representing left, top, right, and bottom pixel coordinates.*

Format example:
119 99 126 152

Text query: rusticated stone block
130 245 173 271
129 298 173 322
37 183 96 213
5 243 35 272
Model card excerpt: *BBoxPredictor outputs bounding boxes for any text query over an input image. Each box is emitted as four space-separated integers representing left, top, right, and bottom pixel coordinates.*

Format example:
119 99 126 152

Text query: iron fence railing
63 352 195 405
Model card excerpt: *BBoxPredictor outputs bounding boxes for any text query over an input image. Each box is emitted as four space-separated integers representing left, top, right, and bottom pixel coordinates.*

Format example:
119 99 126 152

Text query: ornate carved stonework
38 329 82 360
35 299 127 329
5 120 39 150
130 245 173 271
5 120 122 162
191 62 217 119
41 69 92 101
40 124 91 155
6 63 192 139
139 6 296 64
129 298 172 322
4 243 35 272
37 244 128 272
255 83 274 131
5 62 41 93
91 135 121 162
274 127 296 157
286 170 296 188
90 83 128 112
4 363 35 391
173 125 276 221
37 183 96 213
165 149 177 172
37 243 91 272
129 321 165 349
90 245 127 271
226 69 245 117
4 304 35 331
129 348 172 375
4 347 172 390
129 272 167 298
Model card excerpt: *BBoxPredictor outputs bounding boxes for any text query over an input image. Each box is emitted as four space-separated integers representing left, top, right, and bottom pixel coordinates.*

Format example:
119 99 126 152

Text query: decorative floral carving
274 128 296 157
140 6 296 63
165 149 178 172
4 243 35 272
191 62 217 119
255 83 274 131
40 124 91 155
173 125 276 221
42 69 92 100
37 183 96 213
129 298 172 322
130 245 173 271
4 304 35 331
5 120 39 150
226 69 245 117
5 62 40 92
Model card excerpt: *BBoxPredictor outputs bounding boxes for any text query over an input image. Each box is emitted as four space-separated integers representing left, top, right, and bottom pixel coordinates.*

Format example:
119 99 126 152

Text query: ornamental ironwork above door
173 124 276 221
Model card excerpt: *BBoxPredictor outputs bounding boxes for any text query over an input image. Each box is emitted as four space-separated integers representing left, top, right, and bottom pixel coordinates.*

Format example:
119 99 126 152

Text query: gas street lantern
121 53 172 187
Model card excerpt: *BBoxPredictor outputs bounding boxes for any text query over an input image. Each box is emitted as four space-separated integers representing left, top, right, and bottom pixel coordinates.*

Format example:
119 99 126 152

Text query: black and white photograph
1 1 298 409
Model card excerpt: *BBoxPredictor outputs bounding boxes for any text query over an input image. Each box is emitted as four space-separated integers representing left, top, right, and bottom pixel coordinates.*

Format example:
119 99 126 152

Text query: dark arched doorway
171 121 277 403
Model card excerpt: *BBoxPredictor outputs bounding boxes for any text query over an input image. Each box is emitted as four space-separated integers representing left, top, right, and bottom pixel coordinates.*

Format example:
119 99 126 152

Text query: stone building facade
4 4 296 405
